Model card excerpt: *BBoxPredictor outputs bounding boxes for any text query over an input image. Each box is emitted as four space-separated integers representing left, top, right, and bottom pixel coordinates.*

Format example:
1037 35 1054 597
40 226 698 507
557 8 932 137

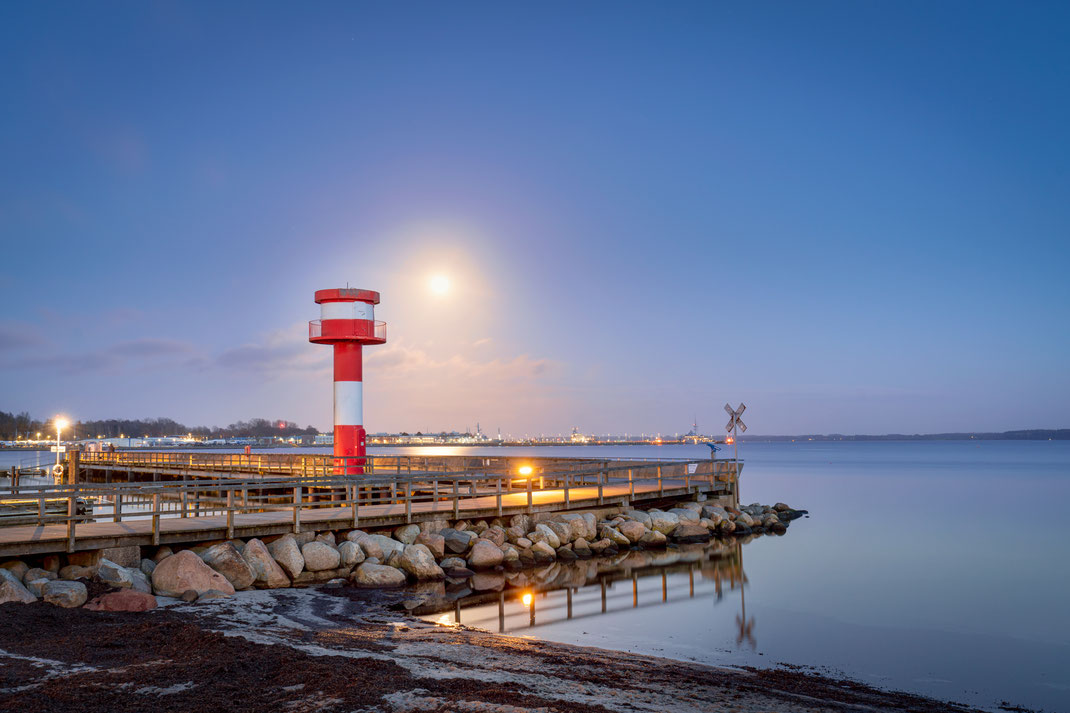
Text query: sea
2 441 1068 711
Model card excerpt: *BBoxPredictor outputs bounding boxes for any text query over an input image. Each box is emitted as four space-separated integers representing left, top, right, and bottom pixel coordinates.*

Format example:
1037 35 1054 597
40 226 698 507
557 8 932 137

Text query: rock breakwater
0 500 806 611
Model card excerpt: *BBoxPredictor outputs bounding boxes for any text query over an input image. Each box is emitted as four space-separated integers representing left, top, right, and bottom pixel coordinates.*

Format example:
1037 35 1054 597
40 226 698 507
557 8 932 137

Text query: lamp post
54 417 69 467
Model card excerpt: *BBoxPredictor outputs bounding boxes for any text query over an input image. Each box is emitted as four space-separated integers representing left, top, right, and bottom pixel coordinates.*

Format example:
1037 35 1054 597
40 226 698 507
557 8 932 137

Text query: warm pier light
54 417 69 432
518 465 533 477
522 592 533 607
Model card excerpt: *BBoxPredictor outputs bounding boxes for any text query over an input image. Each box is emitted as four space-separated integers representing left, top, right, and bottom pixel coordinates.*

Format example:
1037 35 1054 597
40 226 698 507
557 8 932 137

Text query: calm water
3 441 1068 710
397 441 1070 713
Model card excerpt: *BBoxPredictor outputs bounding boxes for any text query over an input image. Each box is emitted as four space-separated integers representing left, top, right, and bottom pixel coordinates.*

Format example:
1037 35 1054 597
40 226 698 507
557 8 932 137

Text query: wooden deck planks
0 478 722 557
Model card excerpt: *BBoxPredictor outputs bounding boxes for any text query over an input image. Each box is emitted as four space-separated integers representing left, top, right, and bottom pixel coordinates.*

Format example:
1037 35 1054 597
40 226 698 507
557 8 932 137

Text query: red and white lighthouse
309 288 386 473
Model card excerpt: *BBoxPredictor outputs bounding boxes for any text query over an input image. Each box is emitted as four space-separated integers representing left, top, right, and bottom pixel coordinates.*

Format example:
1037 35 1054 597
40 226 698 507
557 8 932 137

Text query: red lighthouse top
309 287 386 345
314 288 380 305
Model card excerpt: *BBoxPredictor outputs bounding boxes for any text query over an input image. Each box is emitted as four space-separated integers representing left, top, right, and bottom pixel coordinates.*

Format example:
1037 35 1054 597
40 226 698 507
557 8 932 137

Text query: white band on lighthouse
321 301 374 321
334 380 363 426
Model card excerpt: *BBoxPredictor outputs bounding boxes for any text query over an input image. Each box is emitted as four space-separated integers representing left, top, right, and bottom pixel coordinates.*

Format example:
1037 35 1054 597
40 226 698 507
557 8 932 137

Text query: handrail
0 456 740 555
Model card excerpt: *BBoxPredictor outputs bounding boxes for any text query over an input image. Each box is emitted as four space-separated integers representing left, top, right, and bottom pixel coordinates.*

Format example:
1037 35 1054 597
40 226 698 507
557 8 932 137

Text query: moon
429 274 451 295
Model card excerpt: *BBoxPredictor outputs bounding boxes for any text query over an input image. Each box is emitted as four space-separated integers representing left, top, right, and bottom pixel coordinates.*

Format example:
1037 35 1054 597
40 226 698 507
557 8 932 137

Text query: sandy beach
0 586 994 713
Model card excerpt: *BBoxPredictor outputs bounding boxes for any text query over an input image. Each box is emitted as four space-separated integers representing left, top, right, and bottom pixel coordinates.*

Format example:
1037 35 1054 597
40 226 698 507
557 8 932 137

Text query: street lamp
54 417 69 466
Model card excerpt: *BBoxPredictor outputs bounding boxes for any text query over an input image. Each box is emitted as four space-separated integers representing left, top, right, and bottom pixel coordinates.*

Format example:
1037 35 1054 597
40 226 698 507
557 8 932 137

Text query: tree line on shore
0 411 317 441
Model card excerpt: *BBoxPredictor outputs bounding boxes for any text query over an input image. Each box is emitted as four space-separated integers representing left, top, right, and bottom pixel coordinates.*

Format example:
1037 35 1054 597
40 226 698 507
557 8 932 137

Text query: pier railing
0 456 740 554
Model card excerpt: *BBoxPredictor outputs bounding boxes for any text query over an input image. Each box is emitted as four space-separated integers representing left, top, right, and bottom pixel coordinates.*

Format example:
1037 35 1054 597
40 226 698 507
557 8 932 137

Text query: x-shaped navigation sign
725 403 747 434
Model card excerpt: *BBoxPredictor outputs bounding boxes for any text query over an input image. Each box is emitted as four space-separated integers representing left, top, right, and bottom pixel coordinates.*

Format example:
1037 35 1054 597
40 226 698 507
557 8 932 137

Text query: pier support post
293 486 302 533
151 493 160 546
226 491 234 539
66 496 76 552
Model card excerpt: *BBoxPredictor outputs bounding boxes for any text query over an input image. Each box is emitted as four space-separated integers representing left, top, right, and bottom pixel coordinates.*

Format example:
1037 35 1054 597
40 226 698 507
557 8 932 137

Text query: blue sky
1 1 1068 435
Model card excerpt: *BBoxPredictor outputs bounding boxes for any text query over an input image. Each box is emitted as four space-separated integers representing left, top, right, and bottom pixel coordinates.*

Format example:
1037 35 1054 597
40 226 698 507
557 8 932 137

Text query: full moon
429 274 451 295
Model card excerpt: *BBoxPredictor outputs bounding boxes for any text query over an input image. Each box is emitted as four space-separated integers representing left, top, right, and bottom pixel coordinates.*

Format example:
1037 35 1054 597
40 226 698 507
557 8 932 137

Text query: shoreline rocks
0 497 806 609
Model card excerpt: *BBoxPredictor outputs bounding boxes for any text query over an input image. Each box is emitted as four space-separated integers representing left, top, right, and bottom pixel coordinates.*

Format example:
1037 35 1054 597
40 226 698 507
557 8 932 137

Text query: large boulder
553 514 588 542
96 559 136 589
352 535 383 560
533 524 561 549
393 524 421 545
639 530 668 548
618 520 648 544
668 507 700 522
43 580 87 608
268 535 305 578
622 510 652 528
151 551 235 598
414 533 445 559
129 569 153 594
599 525 631 548
399 544 445 581
648 510 680 535
241 539 291 589
59 565 95 580
301 542 341 572
23 567 56 584
84 590 157 612
509 514 532 533
467 540 504 569
442 528 475 554
26 579 50 597
479 527 506 547
336 541 366 568
545 521 572 545
364 534 405 560
351 563 406 588
292 568 354 587
202 543 256 590
530 541 556 564
0 569 37 604
673 522 711 543
0 561 29 582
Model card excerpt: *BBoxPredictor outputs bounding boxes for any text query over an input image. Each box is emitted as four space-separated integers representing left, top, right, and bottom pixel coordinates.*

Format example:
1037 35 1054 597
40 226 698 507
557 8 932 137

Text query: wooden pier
0 453 741 558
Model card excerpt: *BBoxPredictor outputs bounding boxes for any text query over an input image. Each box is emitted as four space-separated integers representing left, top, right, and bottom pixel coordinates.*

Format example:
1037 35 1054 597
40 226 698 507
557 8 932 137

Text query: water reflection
410 538 756 647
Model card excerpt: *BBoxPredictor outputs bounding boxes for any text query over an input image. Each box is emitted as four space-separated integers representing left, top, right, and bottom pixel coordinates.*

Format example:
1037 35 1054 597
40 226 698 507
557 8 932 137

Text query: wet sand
0 586 997 713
